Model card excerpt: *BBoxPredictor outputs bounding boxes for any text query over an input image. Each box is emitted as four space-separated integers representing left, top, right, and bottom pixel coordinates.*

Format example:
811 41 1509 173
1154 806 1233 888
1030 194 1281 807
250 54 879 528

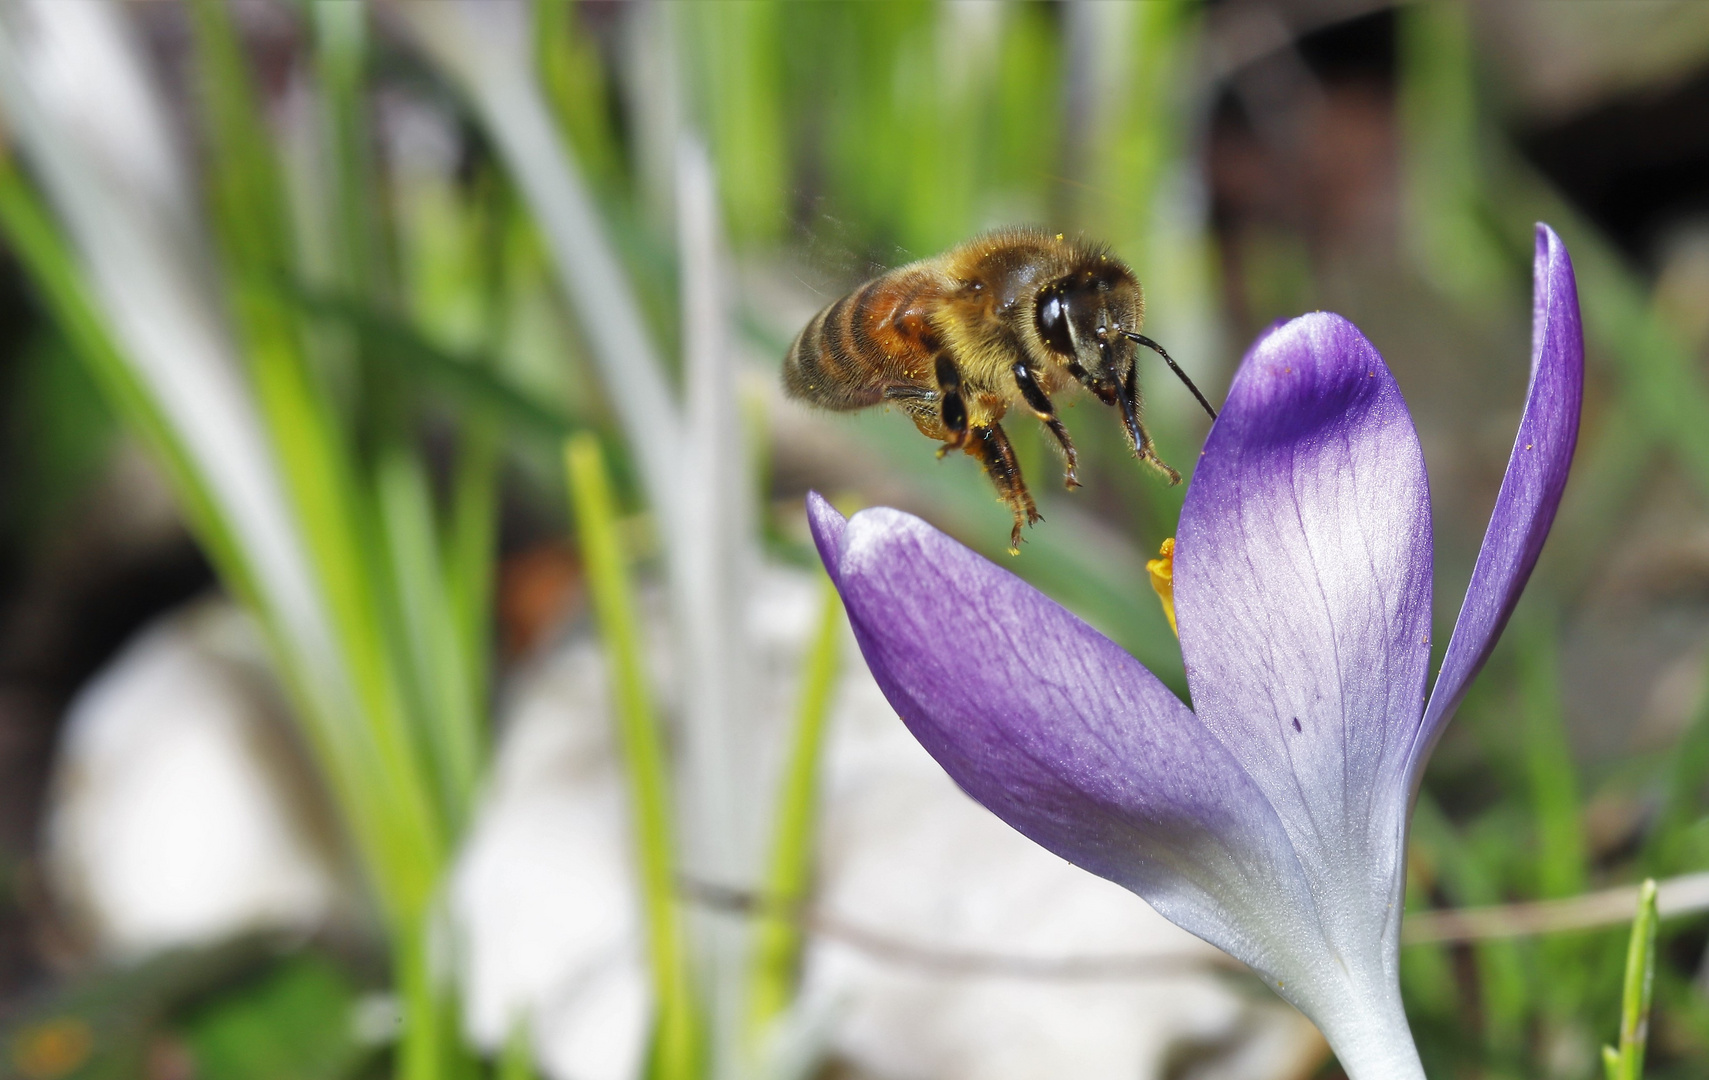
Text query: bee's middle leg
1118 365 1180 485
1011 362 1079 489
966 421 1040 554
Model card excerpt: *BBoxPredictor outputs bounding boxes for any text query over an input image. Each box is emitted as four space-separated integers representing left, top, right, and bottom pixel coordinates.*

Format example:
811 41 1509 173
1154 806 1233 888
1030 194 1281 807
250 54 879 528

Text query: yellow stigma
1147 538 1177 637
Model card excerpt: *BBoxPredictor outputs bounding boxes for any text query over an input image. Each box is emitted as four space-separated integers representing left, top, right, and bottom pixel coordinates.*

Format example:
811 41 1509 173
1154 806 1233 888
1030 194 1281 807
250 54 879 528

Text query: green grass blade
746 573 843 1045
682 0 785 244
0 64 404 922
293 290 579 441
1080 2 1192 260
1519 623 1586 901
378 449 484 833
1405 36 1709 510
398 5 684 538
0 136 452 1080
446 419 499 765
1604 879 1660 1080
0 158 259 625
564 435 703 1080
533 0 627 198
1649 682 1709 873
188 0 446 923
1398 871 1457 1018
186 11 467 1078
499 1020 540 1080
394 917 484 1080
1542 212 1709 499
1399 0 1709 507
438 174 505 818
1409 794 1530 1059
1397 0 1509 309
1517 622 1593 1022
185 0 296 276
312 0 388 298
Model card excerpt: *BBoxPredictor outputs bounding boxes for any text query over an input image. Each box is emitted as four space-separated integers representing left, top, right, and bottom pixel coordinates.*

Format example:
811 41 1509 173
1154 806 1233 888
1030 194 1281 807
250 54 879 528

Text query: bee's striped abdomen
783 269 944 411
785 282 883 409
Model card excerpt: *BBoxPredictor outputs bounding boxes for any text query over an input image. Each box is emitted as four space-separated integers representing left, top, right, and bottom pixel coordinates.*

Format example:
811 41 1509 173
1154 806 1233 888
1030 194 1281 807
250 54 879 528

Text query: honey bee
784 228 1216 551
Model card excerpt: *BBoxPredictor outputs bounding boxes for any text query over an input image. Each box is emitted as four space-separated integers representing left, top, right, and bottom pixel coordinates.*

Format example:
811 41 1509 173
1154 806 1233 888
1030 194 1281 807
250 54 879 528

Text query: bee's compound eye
1036 290 1075 357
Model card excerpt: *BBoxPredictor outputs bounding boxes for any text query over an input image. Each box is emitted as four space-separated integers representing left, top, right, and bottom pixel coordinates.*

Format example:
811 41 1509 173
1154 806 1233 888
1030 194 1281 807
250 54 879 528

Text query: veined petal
805 495 1338 1017
1407 224 1584 790
807 490 850 589
1173 315 1432 963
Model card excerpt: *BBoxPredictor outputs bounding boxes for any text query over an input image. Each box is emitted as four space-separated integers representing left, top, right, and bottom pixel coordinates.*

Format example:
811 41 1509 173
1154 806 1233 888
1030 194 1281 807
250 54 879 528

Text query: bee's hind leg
1011 362 1079 489
967 421 1040 555
933 354 971 454
1118 365 1180 485
892 387 963 461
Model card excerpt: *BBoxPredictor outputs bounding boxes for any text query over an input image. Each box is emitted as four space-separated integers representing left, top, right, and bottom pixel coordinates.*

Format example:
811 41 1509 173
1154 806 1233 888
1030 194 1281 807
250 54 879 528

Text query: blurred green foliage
179 952 366 1080
1 328 115 555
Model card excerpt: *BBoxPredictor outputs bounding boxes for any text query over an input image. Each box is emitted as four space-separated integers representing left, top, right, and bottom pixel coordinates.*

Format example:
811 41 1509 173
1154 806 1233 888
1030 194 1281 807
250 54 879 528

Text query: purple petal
1406 224 1584 789
806 490 848 587
808 499 1333 1002
1172 314 1432 952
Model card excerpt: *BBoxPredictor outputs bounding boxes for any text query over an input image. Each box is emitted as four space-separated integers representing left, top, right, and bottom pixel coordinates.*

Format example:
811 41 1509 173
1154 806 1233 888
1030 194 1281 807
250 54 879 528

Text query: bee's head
1033 267 1143 386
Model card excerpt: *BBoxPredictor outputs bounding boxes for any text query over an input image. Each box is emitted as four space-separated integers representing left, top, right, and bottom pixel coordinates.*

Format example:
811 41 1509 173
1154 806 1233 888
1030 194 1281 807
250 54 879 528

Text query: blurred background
2 1 1709 1078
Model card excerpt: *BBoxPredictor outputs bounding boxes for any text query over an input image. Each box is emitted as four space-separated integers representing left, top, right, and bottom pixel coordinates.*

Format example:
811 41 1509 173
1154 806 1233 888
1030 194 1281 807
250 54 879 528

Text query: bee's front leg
1118 364 1180 485
1011 362 1079 489
1065 358 1119 408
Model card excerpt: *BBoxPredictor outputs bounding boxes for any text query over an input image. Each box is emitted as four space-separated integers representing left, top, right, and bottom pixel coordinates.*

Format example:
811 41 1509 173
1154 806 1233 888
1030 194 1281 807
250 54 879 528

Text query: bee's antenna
1122 332 1218 420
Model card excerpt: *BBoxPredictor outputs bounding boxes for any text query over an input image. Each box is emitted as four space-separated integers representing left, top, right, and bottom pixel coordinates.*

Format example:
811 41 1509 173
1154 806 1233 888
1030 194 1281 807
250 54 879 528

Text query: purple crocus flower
806 224 1583 1077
